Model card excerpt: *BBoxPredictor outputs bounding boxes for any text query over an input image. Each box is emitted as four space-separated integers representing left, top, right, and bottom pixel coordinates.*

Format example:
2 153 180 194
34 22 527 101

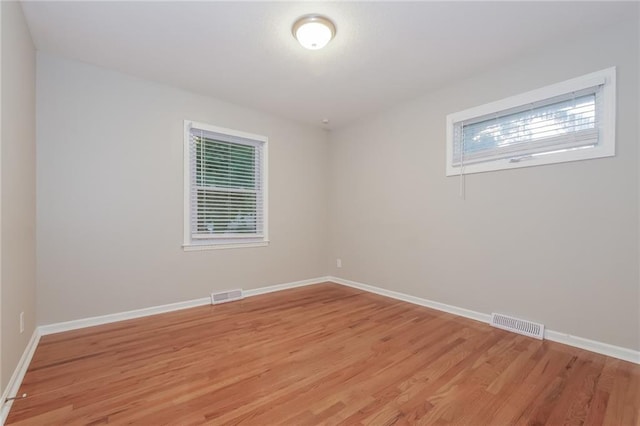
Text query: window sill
445 144 615 176
182 241 269 251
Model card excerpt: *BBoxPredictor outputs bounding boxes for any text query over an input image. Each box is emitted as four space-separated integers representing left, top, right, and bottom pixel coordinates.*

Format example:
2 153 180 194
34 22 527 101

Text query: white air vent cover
490 313 544 340
211 289 243 305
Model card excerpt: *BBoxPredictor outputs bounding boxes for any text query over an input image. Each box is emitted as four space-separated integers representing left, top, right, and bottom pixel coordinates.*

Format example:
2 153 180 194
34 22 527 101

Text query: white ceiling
21 1 636 129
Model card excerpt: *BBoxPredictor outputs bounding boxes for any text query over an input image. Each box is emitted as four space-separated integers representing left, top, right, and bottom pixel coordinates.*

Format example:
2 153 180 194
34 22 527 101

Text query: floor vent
490 313 545 340
211 289 243 305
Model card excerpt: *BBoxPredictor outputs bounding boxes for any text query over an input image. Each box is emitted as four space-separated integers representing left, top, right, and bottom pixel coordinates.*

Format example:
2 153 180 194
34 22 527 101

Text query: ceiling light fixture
292 15 336 50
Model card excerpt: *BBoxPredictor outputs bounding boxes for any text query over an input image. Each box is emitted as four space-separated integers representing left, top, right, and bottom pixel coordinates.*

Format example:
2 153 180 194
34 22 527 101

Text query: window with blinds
184 121 268 250
446 67 616 176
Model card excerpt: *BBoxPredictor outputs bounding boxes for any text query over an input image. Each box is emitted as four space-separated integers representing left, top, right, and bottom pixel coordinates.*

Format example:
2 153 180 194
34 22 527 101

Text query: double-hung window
184 120 268 250
446 67 616 176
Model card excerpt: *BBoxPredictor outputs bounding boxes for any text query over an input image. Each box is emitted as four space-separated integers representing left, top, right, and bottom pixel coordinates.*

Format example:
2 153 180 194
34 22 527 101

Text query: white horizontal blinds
190 127 264 239
452 85 602 166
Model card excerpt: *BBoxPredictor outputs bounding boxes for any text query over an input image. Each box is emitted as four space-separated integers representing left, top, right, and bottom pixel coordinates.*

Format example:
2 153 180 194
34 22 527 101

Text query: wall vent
490 313 545 340
211 289 243 305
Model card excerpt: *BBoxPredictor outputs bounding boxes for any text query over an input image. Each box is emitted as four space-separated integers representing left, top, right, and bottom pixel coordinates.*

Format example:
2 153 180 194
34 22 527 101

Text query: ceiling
21 1 636 130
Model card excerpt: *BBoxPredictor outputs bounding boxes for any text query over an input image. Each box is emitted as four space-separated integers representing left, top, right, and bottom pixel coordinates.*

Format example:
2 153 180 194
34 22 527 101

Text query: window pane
458 94 596 158
196 190 257 234
195 137 256 189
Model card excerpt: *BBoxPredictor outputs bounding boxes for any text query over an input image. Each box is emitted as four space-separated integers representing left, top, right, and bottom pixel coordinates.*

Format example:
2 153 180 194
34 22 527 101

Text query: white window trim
446 67 616 176
183 120 269 251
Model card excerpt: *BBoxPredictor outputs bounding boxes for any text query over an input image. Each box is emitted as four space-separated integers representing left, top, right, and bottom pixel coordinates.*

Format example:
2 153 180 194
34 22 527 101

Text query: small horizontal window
446 67 616 176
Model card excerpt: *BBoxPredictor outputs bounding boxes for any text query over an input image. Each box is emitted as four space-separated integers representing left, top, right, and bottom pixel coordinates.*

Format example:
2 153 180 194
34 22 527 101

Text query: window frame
445 67 616 176
183 120 269 251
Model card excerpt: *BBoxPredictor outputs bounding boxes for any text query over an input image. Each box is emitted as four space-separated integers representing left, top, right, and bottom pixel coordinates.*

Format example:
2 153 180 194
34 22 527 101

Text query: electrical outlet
336 258 342 268
20 312 24 334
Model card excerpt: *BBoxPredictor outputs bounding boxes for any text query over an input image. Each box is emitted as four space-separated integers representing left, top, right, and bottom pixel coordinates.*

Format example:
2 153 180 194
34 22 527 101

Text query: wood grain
6 283 640 425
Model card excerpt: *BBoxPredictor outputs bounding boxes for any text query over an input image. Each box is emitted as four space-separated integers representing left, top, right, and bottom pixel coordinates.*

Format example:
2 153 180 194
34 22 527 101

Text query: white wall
328 20 639 350
1 1 37 391
37 53 329 324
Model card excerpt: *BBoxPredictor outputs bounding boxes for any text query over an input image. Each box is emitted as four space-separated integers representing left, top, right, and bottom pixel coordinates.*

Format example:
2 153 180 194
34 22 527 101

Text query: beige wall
36 53 329 324
328 20 640 350
1 1 37 390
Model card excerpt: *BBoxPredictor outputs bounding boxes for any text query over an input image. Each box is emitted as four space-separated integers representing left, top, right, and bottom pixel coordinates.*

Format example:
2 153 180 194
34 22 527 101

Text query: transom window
446 67 616 176
183 121 268 250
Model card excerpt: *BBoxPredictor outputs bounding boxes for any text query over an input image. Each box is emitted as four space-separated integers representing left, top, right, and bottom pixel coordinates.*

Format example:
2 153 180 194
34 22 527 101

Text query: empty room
1 1 639 424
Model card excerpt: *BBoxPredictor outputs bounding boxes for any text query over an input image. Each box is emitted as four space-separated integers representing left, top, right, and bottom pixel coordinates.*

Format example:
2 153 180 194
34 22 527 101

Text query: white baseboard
39 276 331 336
329 276 639 364
1 329 41 425
544 330 640 364
39 297 211 336
244 276 332 298
332 276 492 324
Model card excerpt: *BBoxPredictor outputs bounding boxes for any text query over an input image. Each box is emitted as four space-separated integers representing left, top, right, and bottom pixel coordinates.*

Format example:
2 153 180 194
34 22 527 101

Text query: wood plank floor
6 283 640 425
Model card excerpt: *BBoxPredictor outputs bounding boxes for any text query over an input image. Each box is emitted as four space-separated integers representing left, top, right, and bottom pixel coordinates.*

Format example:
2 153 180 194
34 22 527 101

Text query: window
446 67 616 176
183 120 268 250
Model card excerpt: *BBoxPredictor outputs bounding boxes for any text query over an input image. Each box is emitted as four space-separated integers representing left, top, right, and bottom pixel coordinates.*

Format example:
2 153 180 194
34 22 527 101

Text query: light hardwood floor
6 283 640 425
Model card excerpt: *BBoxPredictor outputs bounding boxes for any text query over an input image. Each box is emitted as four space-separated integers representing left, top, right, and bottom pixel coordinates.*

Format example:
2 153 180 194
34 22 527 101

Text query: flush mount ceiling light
292 15 336 50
